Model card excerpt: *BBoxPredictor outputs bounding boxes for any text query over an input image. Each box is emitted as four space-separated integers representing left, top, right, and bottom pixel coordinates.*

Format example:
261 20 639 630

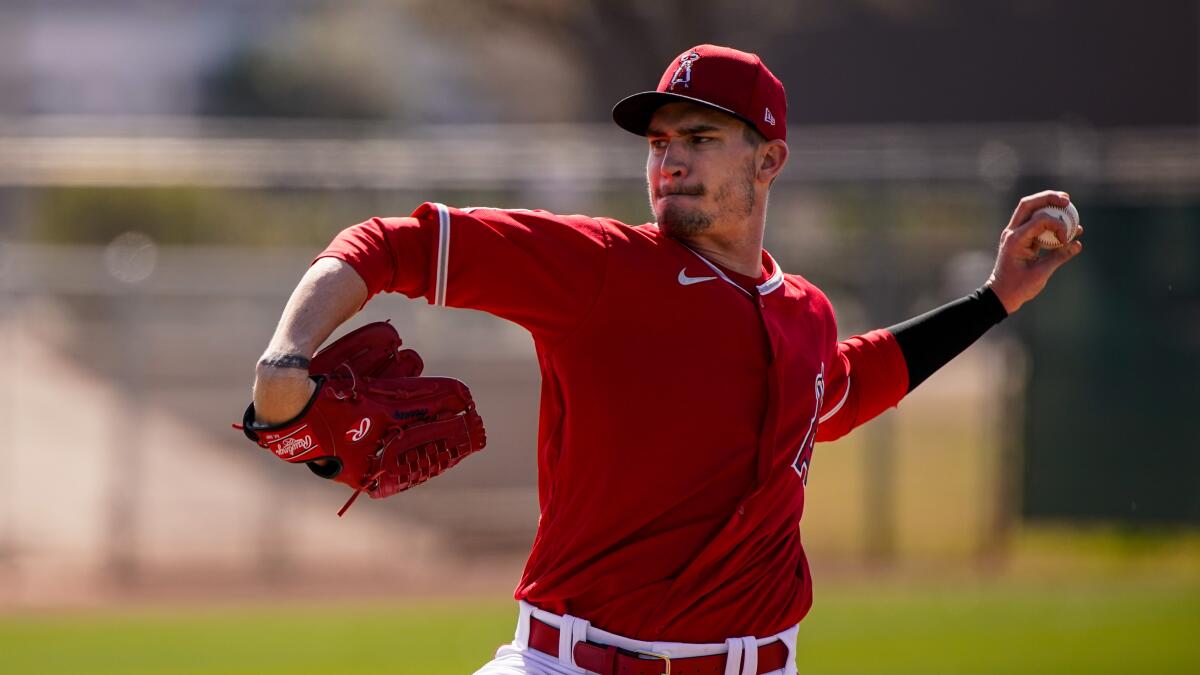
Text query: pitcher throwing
247 44 1082 675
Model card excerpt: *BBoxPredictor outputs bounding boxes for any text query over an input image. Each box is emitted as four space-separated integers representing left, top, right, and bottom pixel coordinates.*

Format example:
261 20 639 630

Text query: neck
672 204 767 277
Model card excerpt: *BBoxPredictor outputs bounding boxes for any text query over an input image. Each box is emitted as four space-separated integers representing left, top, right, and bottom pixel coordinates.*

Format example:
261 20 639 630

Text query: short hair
742 122 767 147
741 121 778 187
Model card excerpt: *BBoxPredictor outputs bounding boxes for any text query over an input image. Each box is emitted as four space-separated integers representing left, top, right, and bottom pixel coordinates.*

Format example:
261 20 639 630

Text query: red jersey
318 203 908 643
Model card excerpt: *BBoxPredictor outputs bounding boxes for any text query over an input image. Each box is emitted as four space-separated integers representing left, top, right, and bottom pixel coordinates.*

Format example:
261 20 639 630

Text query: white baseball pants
474 600 799 675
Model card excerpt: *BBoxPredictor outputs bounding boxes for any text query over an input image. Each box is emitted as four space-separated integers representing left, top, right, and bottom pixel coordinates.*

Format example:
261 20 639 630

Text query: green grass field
2 582 1197 674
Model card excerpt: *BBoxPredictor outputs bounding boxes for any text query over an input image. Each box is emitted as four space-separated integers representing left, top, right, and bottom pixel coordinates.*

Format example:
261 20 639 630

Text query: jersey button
737 505 746 515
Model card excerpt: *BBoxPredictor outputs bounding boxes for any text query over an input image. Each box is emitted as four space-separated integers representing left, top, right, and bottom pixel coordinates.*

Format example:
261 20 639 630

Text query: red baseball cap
612 44 787 142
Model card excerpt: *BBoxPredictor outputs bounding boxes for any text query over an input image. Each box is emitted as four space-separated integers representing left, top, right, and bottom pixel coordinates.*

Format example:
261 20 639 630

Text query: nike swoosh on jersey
678 269 719 286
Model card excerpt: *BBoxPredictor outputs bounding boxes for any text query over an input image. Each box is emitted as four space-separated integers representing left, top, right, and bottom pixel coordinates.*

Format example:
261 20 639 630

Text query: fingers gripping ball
1033 202 1081 249
238 323 487 516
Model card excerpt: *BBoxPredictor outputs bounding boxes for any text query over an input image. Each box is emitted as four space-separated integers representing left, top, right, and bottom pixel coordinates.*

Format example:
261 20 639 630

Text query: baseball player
250 45 1082 674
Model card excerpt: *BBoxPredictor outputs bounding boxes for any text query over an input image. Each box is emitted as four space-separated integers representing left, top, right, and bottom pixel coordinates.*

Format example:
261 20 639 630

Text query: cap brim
611 91 744 137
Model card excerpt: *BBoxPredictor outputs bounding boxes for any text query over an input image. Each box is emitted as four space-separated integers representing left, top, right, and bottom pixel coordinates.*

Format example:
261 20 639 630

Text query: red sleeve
815 328 909 442
315 202 610 341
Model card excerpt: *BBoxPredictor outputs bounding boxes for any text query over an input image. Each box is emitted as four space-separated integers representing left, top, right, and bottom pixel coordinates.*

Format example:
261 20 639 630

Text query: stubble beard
657 199 713 237
652 159 757 239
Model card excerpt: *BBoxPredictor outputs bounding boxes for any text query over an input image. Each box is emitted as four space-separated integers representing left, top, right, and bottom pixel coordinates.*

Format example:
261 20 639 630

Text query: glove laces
335 423 405 517
337 469 385 517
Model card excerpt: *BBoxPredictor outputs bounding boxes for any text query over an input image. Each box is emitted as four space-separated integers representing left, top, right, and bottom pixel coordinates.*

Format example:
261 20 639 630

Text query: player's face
645 103 760 238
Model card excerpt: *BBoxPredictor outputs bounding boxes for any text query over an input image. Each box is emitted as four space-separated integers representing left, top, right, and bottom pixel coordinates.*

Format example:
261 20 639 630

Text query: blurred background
0 0 1197 673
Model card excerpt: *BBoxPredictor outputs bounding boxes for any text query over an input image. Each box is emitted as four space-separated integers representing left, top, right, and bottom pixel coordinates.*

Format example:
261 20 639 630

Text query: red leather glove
238 322 487 516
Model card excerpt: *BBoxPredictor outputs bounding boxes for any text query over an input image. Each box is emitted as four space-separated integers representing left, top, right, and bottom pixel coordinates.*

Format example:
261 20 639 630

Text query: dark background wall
543 0 1198 127
1021 198 1200 525
772 0 1198 126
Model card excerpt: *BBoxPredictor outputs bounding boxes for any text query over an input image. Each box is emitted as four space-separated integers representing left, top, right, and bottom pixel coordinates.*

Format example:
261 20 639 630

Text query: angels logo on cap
612 44 788 142
669 51 700 90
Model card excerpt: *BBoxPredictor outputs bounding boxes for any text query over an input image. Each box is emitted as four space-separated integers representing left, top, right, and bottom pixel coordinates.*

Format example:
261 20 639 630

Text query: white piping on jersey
757 253 785 294
681 246 786 298
677 238 847 424
461 206 538 214
818 379 851 424
433 202 451 307
686 250 751 298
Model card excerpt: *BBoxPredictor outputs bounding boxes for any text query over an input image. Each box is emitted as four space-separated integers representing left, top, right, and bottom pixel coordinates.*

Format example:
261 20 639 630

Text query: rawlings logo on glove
346 418 370 442
274 432 317 458
236 322 487 516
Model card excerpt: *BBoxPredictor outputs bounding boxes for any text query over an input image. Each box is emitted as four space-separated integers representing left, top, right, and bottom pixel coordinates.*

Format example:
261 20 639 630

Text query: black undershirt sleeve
888 285 1009 393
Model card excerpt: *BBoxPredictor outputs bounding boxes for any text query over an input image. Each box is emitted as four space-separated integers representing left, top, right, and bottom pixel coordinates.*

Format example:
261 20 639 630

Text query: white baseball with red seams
1033 203 1081 249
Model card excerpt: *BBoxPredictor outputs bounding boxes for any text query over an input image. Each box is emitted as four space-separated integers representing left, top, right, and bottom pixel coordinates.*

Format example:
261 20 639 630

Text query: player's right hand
986 190 1084 314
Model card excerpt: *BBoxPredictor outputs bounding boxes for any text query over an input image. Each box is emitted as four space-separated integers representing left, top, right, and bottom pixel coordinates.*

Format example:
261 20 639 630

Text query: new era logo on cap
612 44 787 143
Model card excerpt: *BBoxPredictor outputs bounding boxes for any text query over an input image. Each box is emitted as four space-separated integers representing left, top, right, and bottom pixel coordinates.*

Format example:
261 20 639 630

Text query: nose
656 139 687 180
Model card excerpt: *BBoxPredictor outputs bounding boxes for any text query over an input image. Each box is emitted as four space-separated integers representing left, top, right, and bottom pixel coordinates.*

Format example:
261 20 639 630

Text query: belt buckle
635 649 671 675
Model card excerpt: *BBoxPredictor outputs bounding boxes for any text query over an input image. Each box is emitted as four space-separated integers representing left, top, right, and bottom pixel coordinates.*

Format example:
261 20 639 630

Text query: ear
757 140 789 184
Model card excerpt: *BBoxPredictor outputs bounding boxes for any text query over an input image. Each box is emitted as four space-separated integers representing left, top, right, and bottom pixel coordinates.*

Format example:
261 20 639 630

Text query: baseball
1033 202 1080 249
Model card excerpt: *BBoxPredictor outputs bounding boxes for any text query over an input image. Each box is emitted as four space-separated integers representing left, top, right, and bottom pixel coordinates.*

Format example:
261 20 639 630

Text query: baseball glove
237 322 486 516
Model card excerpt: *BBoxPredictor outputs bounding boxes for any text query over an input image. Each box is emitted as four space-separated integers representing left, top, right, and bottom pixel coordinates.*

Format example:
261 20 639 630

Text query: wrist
257 352 311 371
255 351 311 381
985 276 1022 315
255 362 310 380
975 284 1010 319
252 374 317 426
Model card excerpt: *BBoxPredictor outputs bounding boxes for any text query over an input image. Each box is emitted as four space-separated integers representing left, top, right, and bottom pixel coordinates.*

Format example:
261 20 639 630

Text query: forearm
887 285 1008 393
253 257 368 424
888 191 1080 392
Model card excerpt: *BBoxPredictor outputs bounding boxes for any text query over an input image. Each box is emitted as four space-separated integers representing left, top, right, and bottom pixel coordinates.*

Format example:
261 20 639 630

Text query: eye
692 136 714 145
649 139 668 151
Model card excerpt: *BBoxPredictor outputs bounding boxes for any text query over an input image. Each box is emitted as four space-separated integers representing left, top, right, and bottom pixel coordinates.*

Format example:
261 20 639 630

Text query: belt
527 618 790 675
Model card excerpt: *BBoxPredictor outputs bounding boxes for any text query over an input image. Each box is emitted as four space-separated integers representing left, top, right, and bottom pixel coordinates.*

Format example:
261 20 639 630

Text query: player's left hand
236 322 487 517
986 190 1084 314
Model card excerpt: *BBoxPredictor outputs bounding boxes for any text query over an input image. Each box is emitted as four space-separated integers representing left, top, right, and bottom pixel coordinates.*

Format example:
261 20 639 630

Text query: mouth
659 189 704 198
